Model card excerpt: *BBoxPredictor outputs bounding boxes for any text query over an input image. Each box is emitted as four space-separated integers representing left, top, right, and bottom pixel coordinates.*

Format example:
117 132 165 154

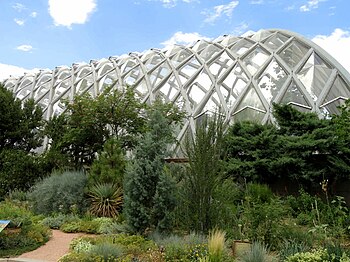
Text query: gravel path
16 230 85 262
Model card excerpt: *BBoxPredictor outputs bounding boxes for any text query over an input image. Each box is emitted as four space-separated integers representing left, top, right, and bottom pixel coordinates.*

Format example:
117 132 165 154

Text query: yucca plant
88 182 123 218
208 229 226 262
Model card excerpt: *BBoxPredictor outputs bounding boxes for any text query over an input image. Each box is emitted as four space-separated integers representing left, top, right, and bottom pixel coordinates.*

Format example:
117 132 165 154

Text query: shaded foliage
224 103 350 188
45 86 145 168
0 85 44 152
88 138 126 187
0 84 45 199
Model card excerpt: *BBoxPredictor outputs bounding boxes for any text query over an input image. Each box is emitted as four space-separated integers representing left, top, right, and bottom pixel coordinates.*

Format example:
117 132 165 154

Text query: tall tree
45 86 146 168
0 84 44 152
224 103 350 189
0 84 45 198
123 108 176 234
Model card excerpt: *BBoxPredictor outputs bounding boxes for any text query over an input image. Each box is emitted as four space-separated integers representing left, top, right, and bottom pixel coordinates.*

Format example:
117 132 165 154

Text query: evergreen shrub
29 170 88 215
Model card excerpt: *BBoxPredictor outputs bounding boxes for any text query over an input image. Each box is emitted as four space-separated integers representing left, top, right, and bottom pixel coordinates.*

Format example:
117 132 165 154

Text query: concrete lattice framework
3 29 350 145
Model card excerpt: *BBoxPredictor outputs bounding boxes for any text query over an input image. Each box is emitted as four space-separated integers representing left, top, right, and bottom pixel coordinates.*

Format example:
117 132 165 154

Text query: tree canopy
224 103 350 190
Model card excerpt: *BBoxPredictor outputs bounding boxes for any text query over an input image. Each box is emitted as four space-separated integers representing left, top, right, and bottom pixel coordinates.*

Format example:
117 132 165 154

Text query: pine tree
123 108 176 233
89 138 125 186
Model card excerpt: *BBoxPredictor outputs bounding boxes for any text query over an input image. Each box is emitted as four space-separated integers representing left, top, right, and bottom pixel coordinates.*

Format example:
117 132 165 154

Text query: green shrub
41 213 80 229
150 232 207 261
241 242 270 262
324 242 350 262
240 197 287 248
72 239 93 253
60 221 82 233
67 234 156 261
276 223 313 250
188 244 208 261
286 249 329 262
278 240 310 261
59 252 104 262
6 189 28 202
211 179 242 239
97 221 132 234
89 242 124 261
0 201 51 257
108 234 156 256
286 189 325 226
245 183 274 204
0 200 32 228
0 149 45 199
287 190 350 239
61 220 95 234
29 170 88 215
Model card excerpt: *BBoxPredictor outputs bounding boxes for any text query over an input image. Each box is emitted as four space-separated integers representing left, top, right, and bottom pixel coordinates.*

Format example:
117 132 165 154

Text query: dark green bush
28 170 88 215
240 198 287 249
235 184 290 249
0 149 46 199
211 179 242 239
324 242 350 262
245 183 274 204
277 223 313 249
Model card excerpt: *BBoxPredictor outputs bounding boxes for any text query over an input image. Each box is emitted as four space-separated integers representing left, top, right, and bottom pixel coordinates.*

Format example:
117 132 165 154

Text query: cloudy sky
1 0 350 80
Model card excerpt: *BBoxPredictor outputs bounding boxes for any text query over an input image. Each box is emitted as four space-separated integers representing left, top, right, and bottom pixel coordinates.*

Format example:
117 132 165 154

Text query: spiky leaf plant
88 183 123 218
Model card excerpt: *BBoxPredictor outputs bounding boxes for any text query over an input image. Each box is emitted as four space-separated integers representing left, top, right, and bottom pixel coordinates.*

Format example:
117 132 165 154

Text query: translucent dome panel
3 29 350 149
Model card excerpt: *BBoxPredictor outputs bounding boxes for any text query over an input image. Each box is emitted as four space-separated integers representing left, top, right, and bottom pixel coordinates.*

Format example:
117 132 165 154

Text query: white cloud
14 18 25 26
12 3 26 12
30 12 38 18
48 0 97 28
202 1 239 24
233 22 249 35
151 0 198 8
0 64 29 81
300 0 326 12
16 45 33 52
312 28 350 73
161 31 210 48
250 0 264 4
286 5 295 11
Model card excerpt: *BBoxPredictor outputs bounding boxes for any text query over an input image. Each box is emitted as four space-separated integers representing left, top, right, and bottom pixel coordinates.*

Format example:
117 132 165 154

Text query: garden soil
16 230 86 262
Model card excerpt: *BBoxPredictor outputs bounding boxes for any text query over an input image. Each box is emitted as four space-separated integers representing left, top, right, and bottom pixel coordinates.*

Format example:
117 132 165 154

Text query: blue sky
1 0 350 80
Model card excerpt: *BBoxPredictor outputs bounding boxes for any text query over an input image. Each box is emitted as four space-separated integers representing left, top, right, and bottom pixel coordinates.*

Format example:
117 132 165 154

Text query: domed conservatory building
3 29 350 145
